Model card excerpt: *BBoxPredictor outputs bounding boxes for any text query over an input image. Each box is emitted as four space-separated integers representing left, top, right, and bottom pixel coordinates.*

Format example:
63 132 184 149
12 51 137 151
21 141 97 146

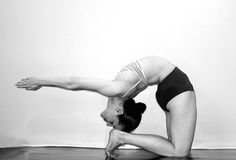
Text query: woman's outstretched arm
15 76 129 97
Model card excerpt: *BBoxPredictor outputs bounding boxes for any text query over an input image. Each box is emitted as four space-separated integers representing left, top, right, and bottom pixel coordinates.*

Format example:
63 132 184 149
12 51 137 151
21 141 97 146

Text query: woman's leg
165 111 172 141
106 91 197 157
167 91 197 155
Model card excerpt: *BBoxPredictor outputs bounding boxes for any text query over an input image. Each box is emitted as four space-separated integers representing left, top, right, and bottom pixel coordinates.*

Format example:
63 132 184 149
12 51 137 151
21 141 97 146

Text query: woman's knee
173 147 190 157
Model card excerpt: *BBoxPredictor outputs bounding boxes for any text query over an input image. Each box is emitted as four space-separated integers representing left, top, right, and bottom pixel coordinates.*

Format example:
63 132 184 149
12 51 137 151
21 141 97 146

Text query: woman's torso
115 56 176 98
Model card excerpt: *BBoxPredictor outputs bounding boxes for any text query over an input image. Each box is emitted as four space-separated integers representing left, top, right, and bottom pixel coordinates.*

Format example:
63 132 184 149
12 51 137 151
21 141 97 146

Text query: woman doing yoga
16 56 197 158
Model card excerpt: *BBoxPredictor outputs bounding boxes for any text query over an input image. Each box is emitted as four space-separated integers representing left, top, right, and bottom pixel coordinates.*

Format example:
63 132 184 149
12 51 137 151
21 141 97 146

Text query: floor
0 147 236 160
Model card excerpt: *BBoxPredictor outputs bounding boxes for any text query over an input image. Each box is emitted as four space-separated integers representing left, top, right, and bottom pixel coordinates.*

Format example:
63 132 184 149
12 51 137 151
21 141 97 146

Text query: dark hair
118 99 146 132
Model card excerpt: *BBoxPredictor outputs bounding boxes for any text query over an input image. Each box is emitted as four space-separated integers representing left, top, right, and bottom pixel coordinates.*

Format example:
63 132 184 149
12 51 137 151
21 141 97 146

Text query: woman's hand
15 77 42 91
105 129 124 159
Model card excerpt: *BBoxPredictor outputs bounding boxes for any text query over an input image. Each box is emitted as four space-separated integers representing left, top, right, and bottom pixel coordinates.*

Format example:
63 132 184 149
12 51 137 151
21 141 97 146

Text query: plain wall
1 0 236 149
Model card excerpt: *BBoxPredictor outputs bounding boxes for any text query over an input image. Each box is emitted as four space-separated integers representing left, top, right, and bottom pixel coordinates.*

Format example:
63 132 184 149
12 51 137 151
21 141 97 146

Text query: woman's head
118 99 146 132
100 97 146 132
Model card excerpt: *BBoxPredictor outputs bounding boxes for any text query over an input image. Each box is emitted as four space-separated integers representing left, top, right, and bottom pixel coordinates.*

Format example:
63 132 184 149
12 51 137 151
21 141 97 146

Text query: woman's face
100 97 124 130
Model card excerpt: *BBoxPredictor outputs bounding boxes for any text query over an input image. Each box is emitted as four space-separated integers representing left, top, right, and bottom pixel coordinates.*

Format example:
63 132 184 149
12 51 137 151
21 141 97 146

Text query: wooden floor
0 147 236 160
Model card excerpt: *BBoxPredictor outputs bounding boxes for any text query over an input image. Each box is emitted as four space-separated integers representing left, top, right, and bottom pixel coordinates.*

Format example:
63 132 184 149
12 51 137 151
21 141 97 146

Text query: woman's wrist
37 78 48 86
36 77 56 87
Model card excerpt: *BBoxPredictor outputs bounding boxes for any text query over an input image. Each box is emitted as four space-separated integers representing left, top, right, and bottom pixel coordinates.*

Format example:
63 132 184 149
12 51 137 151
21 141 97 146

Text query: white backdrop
1 0 236 149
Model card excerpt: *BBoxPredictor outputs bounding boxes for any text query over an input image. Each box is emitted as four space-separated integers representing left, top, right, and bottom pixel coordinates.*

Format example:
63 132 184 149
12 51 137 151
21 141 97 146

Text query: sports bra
117 60 148 98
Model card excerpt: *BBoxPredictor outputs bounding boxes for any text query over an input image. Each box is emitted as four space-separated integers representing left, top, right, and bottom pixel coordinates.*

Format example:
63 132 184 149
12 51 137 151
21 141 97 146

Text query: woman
16 56 197 158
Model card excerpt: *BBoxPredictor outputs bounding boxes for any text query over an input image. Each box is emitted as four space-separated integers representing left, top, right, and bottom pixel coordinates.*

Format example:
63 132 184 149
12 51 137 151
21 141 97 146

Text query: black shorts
155 67 194 112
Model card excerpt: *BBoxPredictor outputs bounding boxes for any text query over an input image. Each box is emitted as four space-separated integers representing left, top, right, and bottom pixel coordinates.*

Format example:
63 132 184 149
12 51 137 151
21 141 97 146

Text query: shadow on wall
0 134 28 148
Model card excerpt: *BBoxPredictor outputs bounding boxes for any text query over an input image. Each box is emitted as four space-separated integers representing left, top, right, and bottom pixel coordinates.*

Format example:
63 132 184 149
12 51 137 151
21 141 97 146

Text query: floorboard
0 147 236 160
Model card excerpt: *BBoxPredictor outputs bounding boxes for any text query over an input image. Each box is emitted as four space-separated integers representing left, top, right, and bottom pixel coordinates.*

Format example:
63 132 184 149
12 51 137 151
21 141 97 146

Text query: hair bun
136 102 146 114
123 99 146 115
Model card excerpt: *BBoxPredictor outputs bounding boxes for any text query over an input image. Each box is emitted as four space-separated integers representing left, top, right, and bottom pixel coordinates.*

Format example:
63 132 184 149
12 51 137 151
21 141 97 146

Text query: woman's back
134 56 176 85
114 56 176 98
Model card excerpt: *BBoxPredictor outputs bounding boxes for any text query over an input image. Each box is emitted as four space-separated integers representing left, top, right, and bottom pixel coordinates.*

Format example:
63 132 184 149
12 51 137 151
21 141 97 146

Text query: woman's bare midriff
139 56 176 85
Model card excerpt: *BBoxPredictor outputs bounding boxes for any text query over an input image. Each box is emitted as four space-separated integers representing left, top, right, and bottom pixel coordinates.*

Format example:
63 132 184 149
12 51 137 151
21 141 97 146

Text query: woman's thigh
166 91 197 152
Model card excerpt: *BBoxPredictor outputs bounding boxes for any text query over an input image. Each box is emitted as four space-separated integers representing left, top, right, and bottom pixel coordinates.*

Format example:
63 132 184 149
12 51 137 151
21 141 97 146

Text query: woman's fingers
16 83 28 88
105 142 120 158
105 150 118 159
105 129 123 158
105 141 113 157
105 141 111 156
16 81 28 85
24 84 41 91
16 82 31 88
16 78 41 90
16 78 30 87
105 150 110 158
18 78 29 83
105 150 116 159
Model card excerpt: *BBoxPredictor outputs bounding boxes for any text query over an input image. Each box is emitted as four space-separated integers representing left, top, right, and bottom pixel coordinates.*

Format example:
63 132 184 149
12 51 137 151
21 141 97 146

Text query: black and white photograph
1 0 236 159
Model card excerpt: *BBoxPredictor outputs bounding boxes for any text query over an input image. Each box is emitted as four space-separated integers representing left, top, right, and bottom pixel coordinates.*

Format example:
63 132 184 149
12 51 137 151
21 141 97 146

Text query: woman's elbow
67 76 80 90
101 86 123 97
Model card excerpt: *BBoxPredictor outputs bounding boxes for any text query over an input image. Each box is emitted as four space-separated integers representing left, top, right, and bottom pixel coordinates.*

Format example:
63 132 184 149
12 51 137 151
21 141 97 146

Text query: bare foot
105 129 124 158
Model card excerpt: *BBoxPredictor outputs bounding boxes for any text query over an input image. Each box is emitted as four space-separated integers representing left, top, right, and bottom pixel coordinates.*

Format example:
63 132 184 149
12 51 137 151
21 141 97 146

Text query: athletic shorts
155 67 194 112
